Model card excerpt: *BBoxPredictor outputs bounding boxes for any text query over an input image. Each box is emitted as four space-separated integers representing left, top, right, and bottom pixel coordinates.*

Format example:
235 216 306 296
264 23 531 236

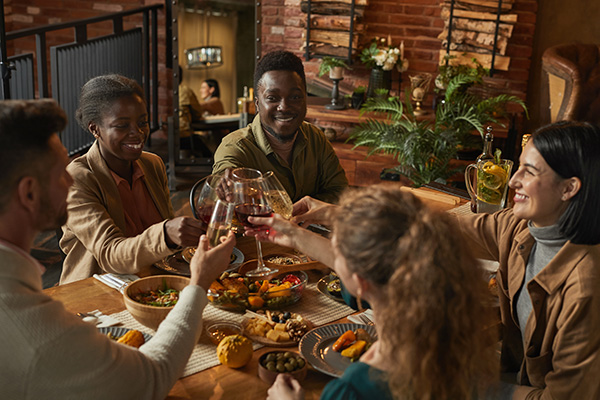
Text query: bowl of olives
257 351 307 384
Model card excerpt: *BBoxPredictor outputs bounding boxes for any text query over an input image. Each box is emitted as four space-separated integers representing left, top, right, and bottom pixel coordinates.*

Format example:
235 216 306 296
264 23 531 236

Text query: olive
285 363 294 372
271 315 280 323
265 353 276 362
276 363 286 372
288 358 297 368
248 283 258 292
283 311 291 320
267 362 277 372
283 352 293 358
296 358 305 368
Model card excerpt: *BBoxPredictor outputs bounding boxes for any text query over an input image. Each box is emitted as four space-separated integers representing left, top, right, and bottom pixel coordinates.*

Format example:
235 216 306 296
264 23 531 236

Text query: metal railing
0 4 163 154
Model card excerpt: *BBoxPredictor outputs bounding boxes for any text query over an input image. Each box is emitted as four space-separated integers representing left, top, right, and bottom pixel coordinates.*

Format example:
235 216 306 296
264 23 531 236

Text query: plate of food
154 247 244 276
298 323 377 378
317 273 344 303
242 310 312 347
98 326 152 348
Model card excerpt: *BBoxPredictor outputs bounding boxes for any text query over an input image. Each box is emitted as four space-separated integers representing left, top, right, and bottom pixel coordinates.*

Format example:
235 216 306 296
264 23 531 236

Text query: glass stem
255 238 266 268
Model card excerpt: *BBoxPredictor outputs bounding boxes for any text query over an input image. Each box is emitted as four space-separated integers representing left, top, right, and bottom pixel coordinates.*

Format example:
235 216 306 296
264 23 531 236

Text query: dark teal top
321 362 392 400
341 281 371 310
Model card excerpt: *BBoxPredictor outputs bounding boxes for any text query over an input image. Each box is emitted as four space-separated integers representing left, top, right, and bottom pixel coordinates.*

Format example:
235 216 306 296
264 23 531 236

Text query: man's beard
262 124 298 143
37 190 68 232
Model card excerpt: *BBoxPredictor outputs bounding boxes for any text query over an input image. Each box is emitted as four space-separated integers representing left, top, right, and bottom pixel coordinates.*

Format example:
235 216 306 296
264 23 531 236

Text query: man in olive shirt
212 50 348 203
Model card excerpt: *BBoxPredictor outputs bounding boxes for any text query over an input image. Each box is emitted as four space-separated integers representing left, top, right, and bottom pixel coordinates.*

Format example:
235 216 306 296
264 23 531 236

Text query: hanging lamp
185 10 223 69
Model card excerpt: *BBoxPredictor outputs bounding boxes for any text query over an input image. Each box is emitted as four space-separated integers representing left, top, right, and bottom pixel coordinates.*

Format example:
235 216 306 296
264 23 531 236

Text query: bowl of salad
207 270 307 312
123 275 189 330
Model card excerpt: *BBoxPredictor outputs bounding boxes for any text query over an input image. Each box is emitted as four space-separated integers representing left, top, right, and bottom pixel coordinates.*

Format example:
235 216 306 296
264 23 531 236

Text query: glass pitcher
465 159 513 214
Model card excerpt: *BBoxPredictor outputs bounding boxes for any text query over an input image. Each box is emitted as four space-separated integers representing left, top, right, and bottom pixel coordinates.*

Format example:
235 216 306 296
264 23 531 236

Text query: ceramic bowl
257 351 308 385
123 275 190 330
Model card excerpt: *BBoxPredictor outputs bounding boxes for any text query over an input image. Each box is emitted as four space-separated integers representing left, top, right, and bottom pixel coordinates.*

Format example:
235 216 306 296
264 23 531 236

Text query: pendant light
185 10 223 69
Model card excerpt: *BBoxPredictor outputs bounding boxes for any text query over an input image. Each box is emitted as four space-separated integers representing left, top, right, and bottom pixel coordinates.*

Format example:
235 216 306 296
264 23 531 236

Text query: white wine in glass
261 171 293 220
206 200 235 248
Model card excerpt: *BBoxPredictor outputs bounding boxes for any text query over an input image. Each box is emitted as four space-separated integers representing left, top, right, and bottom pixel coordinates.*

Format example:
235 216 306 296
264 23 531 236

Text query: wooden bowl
123 275 190 330
257 351 307 385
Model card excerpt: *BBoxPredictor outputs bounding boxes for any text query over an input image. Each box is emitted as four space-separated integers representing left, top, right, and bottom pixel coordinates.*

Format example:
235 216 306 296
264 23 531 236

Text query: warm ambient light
185 46 223 69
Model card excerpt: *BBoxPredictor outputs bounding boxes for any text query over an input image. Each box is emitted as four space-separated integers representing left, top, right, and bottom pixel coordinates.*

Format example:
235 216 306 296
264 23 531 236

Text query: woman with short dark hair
60 74 205 284
456 120 600 398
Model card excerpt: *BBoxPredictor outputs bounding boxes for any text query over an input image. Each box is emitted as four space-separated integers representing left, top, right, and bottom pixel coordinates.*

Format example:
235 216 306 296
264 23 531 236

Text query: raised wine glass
185 172 231 261
206 199 235 248
261 171 293 220
231 168 277 277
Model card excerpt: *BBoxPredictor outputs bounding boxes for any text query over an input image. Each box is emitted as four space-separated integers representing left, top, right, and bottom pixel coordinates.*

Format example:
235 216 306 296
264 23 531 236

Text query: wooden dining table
43 186 469 400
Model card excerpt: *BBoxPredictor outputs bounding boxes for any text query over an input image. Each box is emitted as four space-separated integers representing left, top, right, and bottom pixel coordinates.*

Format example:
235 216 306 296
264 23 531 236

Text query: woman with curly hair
248 185 498 399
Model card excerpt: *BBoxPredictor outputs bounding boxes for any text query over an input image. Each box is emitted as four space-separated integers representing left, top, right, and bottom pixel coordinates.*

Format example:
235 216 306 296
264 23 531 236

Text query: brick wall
262 0 537 104
3 0 172 130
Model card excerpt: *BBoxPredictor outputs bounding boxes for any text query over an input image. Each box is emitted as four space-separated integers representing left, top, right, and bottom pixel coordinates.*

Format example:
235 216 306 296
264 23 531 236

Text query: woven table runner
110 282 354 377
447 202 472 216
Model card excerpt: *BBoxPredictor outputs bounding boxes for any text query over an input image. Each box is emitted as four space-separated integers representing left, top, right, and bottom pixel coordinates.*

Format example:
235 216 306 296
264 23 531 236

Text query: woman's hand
291 196 336 226
188 231 236 289
165 216 205 248
246 214 301 249
267 374 304 400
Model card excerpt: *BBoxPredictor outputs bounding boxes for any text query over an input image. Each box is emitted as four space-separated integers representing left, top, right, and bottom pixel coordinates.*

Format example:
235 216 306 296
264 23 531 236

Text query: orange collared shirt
109 162 163 237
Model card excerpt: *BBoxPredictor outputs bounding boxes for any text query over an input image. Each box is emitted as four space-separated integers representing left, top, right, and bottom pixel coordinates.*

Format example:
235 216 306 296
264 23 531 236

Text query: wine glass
206 200 235 248
231 168 277 277
186 172 230 261
261 171 293 220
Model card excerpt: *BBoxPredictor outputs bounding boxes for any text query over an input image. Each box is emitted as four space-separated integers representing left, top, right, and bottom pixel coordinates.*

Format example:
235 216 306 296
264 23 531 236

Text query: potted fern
318 57 351 79
349 93 459 187
349 76 527 187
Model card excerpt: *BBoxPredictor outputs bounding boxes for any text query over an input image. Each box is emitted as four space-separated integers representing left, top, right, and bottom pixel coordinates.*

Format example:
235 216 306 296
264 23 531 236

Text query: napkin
347 309 374 325
82 309 121 328
93 273 139 294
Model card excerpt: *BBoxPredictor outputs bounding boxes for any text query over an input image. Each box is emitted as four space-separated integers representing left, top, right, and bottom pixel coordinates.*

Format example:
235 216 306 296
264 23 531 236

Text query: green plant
435 74 528 148
349 93 460 187
353 85 366 94
318 57 351 77
349 76 528 186
435 55 489 92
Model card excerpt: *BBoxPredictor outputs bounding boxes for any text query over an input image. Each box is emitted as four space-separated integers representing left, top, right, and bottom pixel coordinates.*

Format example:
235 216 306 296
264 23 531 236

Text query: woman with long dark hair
291 121 600 399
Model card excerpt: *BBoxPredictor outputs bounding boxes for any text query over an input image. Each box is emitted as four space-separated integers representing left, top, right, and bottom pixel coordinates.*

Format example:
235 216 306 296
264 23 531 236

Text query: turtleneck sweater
515 222 567 342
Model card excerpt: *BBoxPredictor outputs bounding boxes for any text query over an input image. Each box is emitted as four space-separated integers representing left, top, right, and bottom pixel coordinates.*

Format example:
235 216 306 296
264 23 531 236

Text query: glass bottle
477 126 494 163
470 126 494 212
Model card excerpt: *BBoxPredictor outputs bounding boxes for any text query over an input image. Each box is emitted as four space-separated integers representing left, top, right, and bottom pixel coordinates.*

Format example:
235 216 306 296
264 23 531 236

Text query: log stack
438 0 518 71
300 0 368 59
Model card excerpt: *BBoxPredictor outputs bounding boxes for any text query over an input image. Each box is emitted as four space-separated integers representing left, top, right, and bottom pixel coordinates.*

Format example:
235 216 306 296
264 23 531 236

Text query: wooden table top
44 187 468 399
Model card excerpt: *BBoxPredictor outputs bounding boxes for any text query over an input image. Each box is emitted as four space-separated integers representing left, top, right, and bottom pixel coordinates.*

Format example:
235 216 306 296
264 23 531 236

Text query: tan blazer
59 142 175 284
458 209 600 399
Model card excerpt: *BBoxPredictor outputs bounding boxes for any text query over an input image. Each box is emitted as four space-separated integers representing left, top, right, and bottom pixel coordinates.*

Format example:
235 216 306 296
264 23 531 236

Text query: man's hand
188 231 236 289
291 196 336 226
267 374 304 400
165 216 205 248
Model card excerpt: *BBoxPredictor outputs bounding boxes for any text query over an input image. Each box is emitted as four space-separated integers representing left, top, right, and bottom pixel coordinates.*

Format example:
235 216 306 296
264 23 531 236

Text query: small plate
155 247 244 276
98 326 152 343
298 323 377 378
317 274 344 303
241 313 312 348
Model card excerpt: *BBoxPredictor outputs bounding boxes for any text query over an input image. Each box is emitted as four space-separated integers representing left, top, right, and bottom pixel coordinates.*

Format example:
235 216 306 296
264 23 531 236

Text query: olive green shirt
212 115 348 203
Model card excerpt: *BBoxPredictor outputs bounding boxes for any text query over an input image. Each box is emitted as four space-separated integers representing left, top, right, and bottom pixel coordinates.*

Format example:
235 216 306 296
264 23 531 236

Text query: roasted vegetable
341 340 367 359
355 328 372 343
116 329 145 348
332 330 356 352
